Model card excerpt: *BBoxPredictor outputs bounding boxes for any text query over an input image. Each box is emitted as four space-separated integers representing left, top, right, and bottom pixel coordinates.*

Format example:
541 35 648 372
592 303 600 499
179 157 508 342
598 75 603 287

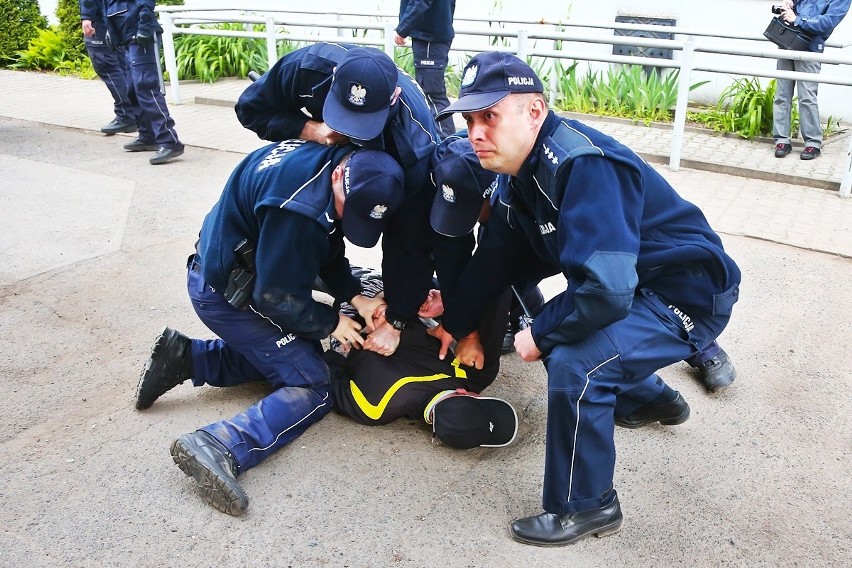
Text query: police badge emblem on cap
348 83 367 106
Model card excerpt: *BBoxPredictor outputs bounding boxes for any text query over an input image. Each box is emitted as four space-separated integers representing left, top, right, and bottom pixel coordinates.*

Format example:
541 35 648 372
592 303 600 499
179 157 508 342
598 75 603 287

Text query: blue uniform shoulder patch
538 121 604 177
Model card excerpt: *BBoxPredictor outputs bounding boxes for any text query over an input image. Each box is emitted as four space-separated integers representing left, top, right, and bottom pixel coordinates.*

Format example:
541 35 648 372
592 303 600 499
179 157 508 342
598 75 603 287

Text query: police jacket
94 0 157 44
79 0 109 44
396 0 456 43
196 140 362 341
236 42 447 324
793 0 851 52
442 112 742 356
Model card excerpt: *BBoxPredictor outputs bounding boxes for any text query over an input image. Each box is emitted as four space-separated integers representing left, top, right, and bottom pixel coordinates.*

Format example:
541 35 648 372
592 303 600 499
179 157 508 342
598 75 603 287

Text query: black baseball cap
342 150 404 248
436 51 543 120
430 137 499 237
324 47 399 141
427 389 518 449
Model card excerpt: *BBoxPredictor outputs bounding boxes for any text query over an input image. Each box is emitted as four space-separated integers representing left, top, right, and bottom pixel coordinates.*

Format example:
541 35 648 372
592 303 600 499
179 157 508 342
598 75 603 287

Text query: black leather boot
615 392 690 429
170 431 248 516
135 327 193 410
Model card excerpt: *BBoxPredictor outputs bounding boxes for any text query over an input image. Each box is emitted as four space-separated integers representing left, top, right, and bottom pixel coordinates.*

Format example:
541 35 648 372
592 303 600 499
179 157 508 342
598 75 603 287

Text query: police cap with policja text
435 51 544 120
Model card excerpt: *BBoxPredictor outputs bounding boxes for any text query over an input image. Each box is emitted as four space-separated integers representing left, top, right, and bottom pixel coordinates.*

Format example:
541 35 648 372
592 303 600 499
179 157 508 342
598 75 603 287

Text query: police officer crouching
134 139 404 515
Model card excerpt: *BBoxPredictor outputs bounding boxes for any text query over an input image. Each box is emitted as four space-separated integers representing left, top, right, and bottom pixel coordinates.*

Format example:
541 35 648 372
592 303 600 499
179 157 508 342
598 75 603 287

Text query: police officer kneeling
134 139 404 515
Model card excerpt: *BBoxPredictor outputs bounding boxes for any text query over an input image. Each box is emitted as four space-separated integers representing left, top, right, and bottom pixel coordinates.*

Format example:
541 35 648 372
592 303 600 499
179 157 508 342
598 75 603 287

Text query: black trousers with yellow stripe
328 290 510 426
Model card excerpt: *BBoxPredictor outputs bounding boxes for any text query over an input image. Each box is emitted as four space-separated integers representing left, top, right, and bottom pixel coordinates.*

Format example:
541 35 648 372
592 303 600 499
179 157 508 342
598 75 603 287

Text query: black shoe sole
135 327 188 410
615 404 690 429
102 125 137 136
124 144 158 152
150 147 185 165
170 437 249 516
509 517 623 547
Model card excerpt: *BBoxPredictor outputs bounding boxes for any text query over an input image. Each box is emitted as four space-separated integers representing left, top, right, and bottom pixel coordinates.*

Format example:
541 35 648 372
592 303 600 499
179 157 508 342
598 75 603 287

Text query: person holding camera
95 0 185 164
771 0 850 160
134 140 405 515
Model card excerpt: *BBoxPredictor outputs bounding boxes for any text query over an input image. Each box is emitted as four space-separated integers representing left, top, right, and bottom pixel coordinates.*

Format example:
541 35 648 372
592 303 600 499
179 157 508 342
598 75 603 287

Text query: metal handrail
154 7 852 197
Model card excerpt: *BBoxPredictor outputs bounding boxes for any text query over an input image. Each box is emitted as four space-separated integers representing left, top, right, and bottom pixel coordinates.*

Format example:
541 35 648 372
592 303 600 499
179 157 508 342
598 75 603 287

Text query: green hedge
0 0 47 66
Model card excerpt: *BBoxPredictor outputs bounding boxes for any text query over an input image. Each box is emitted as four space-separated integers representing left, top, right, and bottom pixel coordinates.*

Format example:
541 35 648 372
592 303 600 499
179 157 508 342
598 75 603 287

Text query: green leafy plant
55 0 86 62
552 61 707 124
0 0 47 66
172 23 276 82
11 26 95 78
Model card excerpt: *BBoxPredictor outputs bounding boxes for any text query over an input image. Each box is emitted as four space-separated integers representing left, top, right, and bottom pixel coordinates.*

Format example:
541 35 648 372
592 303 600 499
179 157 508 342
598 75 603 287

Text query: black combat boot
170 431 248 516
135 327 193 410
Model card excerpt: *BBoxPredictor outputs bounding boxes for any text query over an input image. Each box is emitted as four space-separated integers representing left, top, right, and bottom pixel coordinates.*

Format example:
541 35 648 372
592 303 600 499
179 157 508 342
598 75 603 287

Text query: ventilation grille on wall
612 16 676 60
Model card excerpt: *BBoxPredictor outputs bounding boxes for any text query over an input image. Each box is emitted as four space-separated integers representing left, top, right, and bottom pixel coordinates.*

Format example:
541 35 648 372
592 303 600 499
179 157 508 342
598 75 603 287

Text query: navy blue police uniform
101 0 184 160
396 0 457 138
187 139 390 472
235 43 445 327
79 0 138 132
442 112 741 518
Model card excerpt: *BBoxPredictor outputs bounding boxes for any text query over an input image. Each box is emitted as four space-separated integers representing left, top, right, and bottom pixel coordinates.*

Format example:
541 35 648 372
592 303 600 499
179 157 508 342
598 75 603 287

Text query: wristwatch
388 318 407 331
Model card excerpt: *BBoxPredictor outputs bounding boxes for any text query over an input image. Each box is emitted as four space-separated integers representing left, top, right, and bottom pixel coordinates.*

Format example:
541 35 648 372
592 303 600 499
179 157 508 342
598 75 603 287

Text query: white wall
40 0 852 121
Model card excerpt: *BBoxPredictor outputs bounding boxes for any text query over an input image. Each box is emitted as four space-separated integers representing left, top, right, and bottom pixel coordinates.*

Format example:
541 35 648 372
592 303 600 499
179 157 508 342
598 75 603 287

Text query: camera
771 5 784 14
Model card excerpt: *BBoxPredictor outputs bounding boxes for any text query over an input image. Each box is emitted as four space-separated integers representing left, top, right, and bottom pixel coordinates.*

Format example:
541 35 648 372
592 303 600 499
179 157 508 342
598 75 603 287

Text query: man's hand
299 120 351 145
350 294 386 333
364 321 401 356
427 323 455 360
782 7 797 24
82 20 95 37
455 331 485 370
331 314 365 353
394 32 407 46
417 289 444 318
514 327 542 362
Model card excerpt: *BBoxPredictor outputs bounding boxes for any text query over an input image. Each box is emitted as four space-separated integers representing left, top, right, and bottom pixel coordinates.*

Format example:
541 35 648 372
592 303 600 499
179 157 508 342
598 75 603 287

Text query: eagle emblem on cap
348 83 367 106
369 205 388 219
441 184 456 203
461 64 478 87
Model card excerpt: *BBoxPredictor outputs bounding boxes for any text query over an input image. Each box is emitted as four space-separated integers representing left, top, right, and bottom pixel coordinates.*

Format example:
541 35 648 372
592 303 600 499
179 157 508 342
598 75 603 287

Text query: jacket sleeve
795 0 851 37
396 0 435 37
80 0 98 21
252 210 340 340
441 206 541 339
234 51 315 142
530 156 642 354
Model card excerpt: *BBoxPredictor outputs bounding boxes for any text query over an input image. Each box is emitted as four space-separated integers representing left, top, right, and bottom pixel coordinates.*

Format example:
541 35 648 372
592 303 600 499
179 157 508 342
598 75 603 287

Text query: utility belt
191 239 257 310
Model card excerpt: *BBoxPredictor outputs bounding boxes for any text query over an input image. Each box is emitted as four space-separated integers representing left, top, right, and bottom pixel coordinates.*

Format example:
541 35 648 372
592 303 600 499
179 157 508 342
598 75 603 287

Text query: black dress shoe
123 138 158 152
774 143 792 158
101 117 137 135
150 144 185 165
615 392 690 429
135 327 193 410
696 348 736 392
170 431 249 516
510 493 623 546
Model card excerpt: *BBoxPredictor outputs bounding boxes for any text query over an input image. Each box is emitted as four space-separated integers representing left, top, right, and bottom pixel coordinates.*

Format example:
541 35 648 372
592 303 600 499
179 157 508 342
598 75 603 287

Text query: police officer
134 139 404 515
394 0 458 138
236 43 446 357
431 52 741 546
99 0 184 164
79 0 138 135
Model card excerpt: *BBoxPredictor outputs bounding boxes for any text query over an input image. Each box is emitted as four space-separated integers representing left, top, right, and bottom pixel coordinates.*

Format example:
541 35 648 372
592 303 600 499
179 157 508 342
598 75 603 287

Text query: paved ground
0 70 851 567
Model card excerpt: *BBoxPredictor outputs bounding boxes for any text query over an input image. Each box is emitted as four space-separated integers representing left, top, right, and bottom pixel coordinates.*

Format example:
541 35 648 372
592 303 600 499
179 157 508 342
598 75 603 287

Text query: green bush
10 26 95 78
55 0 86 61
0 0 48 66
172 23 284 82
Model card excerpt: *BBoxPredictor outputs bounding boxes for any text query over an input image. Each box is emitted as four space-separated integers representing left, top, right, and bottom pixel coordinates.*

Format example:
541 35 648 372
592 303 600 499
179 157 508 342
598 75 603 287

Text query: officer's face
462 94 543 176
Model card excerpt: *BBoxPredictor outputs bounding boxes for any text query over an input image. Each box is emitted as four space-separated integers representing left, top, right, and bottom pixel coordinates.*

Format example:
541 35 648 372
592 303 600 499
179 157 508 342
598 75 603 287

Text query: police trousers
541 287 733 515
186 258 332 472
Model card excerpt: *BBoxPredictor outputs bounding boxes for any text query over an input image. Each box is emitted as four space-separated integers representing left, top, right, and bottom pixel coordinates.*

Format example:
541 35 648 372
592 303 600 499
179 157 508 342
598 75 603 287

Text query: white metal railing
154 6 852 197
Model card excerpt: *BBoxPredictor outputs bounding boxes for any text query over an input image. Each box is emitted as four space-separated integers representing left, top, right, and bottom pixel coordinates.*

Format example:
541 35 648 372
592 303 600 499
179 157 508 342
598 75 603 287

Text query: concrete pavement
0 70 851 567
